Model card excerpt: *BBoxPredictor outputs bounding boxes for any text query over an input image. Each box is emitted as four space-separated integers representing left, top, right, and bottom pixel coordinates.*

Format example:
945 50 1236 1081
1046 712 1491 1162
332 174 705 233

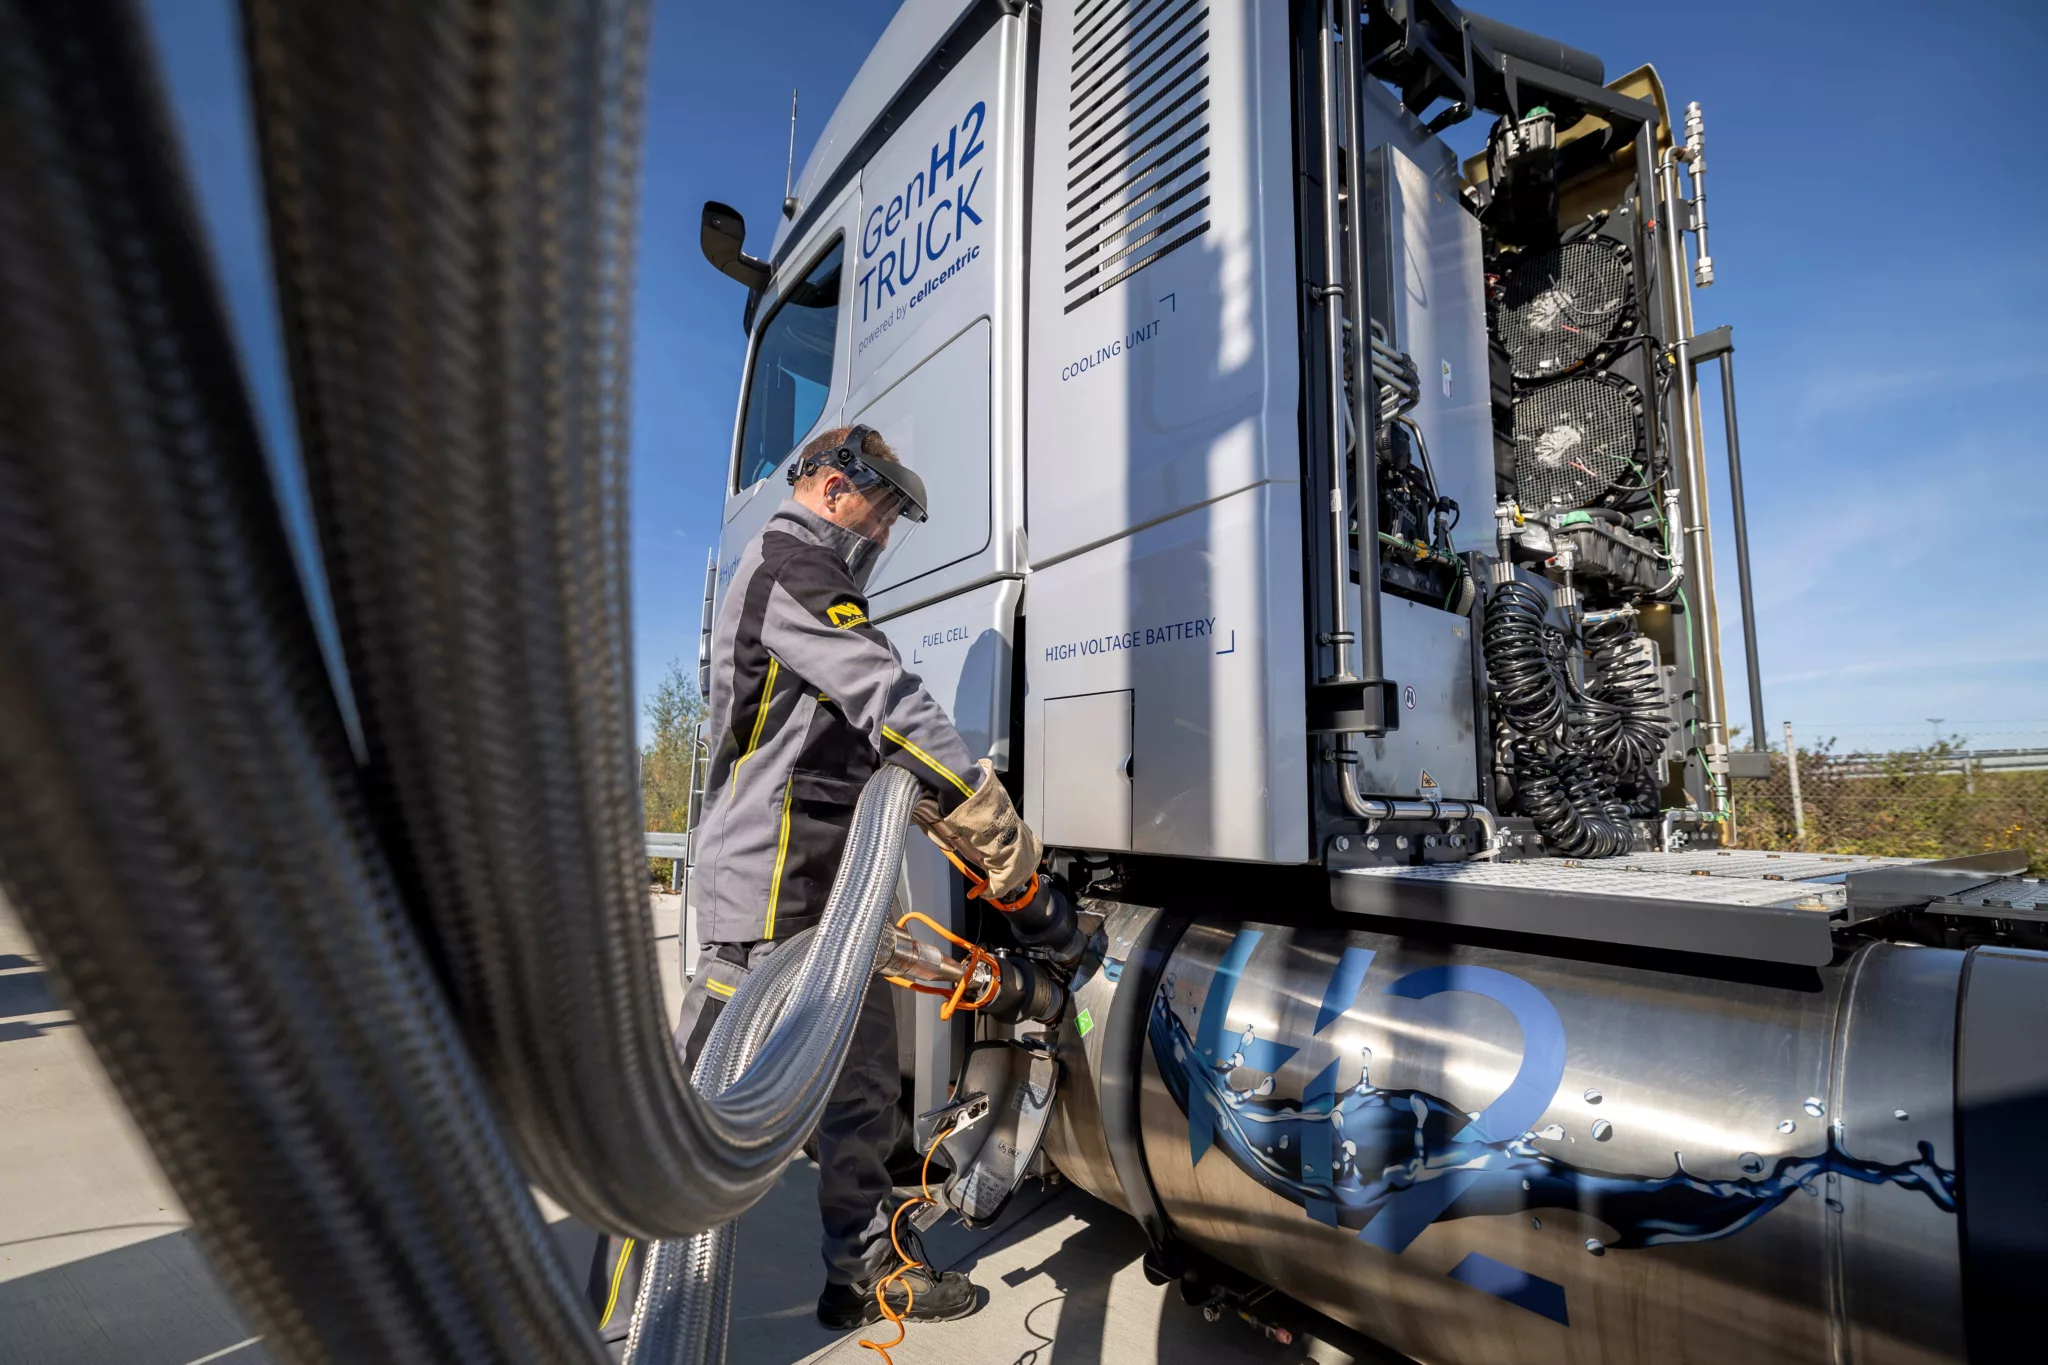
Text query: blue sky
146 0 2047 754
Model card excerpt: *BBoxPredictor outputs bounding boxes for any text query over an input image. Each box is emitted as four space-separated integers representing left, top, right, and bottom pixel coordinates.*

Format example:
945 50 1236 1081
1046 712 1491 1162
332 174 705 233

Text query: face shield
788 425 929 587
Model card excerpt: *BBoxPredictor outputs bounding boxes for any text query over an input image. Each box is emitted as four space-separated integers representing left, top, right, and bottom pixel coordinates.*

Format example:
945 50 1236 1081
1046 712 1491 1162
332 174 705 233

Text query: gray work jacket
693 500 977 943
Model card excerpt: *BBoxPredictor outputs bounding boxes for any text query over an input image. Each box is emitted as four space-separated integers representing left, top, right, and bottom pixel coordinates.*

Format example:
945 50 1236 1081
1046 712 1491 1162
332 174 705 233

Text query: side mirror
701 201 770 291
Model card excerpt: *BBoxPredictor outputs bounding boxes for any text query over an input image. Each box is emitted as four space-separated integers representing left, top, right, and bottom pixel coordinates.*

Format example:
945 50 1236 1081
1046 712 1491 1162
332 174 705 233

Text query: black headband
786 425 929 522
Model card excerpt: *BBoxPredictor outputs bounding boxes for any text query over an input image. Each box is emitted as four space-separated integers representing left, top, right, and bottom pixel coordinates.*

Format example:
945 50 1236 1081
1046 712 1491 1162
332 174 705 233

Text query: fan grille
1512 374 1642 514
1495 237 1632 380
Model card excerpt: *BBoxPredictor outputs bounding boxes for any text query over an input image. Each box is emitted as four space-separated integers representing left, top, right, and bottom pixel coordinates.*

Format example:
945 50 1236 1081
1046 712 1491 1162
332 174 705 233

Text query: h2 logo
1187 930 1566 1254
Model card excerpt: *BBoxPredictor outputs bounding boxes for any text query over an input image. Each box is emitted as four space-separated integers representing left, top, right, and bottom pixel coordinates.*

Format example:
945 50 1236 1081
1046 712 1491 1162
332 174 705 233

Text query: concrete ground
1 892 1378 1365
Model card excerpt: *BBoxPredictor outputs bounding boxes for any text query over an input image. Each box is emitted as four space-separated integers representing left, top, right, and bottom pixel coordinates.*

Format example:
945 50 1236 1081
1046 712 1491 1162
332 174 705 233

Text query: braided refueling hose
243 0 860 1240
0 2 607 1358
1 0 926 1358
628 929 816 1365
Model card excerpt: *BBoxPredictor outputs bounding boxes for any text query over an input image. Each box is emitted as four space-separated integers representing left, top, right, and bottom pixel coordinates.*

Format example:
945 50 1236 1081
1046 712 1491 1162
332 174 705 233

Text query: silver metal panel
1352 593 1477 799
853 321 992 601
1023 484 1309 863
1340 860 1844 910
724 21 1027 620
1024 0 1300 565
770 0 982 261
1131 921 1967 1365
1370 145 1494 554
1040 690 1133 851
852 20 1027 618
873 575 1019 768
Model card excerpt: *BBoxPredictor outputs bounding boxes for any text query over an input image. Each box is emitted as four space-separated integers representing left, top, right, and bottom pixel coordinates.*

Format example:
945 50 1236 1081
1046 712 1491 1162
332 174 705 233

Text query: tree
643 659 707 883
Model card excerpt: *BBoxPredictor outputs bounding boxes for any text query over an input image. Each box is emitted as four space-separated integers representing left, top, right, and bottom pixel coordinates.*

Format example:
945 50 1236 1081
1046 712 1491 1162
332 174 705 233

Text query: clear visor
837 479 920 588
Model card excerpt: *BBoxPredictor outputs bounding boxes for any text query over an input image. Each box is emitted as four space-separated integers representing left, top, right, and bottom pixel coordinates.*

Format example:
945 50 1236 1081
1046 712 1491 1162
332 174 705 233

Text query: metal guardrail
646 832 688 891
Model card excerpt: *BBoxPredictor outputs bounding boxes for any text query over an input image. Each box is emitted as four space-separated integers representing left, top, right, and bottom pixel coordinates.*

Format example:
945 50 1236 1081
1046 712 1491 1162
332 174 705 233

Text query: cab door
713 181 861 603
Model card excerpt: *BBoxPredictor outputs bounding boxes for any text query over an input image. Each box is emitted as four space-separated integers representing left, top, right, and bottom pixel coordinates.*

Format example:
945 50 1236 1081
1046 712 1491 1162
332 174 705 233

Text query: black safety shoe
815 1259 979 1330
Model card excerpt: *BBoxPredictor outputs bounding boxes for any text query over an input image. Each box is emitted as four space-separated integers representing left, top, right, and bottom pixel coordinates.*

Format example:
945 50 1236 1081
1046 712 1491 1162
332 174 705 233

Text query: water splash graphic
1148 984 1955 1251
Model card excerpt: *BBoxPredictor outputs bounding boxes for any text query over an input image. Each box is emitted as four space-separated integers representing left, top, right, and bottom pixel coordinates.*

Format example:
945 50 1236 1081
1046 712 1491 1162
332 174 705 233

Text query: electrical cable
858 1121 963 1365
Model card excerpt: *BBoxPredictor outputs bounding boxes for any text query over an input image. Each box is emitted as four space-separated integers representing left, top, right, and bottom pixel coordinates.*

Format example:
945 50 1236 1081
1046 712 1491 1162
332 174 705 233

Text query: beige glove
913 758 1041 901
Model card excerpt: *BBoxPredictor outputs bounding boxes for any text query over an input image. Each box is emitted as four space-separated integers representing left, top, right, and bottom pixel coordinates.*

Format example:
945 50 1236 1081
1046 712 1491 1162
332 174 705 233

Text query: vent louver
1061 0 1212 313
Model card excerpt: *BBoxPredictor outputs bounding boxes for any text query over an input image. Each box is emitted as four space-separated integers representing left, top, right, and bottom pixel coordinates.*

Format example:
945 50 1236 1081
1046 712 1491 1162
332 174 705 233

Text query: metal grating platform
1578 849 1917 883
1936 878 2048 912
1327 849 1866 965
1340 860 1843 909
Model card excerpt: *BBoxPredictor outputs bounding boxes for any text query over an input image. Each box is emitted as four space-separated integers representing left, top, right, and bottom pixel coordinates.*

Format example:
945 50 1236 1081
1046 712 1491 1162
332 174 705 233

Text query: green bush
1732 738 2046 875
643 658 706 888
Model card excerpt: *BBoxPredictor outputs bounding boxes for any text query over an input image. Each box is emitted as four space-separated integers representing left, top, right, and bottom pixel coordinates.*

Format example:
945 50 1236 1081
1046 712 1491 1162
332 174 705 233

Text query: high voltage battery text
1044 617 1218 662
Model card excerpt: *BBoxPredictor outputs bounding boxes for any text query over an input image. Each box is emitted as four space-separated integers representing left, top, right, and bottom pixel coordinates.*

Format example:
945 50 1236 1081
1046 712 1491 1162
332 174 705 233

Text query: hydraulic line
240 0 914 1239
0 1 608 1357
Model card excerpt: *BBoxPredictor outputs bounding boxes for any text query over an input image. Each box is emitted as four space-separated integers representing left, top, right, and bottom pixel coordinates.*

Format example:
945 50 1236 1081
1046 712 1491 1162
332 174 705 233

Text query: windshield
734 239 843 489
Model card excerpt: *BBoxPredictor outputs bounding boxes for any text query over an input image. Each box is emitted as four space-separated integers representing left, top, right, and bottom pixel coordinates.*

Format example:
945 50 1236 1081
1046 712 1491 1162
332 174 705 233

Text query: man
677 423 1039 1329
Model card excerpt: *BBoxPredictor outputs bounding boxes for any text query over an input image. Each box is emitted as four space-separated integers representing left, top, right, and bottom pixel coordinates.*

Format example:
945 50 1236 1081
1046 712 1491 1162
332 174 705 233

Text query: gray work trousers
675 939 904 1287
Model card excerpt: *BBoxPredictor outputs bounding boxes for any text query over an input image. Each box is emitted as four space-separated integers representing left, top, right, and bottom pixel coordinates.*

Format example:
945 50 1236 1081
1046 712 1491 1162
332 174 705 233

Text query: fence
1731 728 2048 875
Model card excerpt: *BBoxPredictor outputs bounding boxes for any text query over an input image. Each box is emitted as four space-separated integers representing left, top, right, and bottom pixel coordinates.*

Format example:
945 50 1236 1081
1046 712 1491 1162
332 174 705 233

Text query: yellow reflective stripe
763 772 796 938
883 725 974 799
600 1237 636 1326
732 657 780 773
704 978 736 999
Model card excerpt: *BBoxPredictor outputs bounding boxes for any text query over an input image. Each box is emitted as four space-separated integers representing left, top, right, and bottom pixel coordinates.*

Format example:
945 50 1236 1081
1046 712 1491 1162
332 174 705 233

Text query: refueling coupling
877 911 1071 1026
878 874 1085 1026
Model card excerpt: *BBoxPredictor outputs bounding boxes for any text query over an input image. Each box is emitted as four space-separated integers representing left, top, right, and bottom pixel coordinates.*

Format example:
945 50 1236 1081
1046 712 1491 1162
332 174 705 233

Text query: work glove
913 758 1041 901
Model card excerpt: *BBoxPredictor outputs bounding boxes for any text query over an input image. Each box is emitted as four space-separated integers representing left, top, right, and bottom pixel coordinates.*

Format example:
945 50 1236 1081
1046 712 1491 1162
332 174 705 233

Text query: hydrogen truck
685 1 2048 1361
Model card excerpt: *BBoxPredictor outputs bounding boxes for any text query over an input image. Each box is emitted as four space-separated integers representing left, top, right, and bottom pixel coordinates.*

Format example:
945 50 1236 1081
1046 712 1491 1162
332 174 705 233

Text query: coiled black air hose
0 2 608 1357
1484 580 1648 856
1510 744 1633 858
1583 617 1672 781
1483 580 1567 739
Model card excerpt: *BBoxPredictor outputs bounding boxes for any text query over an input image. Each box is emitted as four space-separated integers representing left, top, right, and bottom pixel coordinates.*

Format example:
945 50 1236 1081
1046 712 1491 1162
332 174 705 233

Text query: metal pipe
1340 0 1386 703
1316 0 1355 685
1657 153 1729 822
1717 351 1765 751
1335 772 1498 858
1670 188 1733 785
1683 102 1713 287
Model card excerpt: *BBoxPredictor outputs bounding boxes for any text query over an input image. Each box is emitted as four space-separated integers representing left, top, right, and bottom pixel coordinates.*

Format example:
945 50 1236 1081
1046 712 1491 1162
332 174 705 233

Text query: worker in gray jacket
677 423 1037 1330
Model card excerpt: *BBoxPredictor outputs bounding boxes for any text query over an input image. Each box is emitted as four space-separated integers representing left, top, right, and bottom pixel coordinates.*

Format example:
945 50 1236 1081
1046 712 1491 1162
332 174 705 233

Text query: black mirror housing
700 201 770 291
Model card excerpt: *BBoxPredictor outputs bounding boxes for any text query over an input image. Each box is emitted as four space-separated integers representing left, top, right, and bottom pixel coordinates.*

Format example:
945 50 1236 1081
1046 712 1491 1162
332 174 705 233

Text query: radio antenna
782 88 800 219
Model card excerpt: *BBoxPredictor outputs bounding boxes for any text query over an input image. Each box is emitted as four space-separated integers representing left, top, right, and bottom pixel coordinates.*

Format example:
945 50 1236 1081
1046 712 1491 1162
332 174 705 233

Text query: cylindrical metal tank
1043 905 2025 1365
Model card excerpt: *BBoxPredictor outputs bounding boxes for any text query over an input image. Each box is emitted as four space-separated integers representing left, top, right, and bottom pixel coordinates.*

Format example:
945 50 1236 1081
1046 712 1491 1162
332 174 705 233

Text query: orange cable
857 1120 959 1365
